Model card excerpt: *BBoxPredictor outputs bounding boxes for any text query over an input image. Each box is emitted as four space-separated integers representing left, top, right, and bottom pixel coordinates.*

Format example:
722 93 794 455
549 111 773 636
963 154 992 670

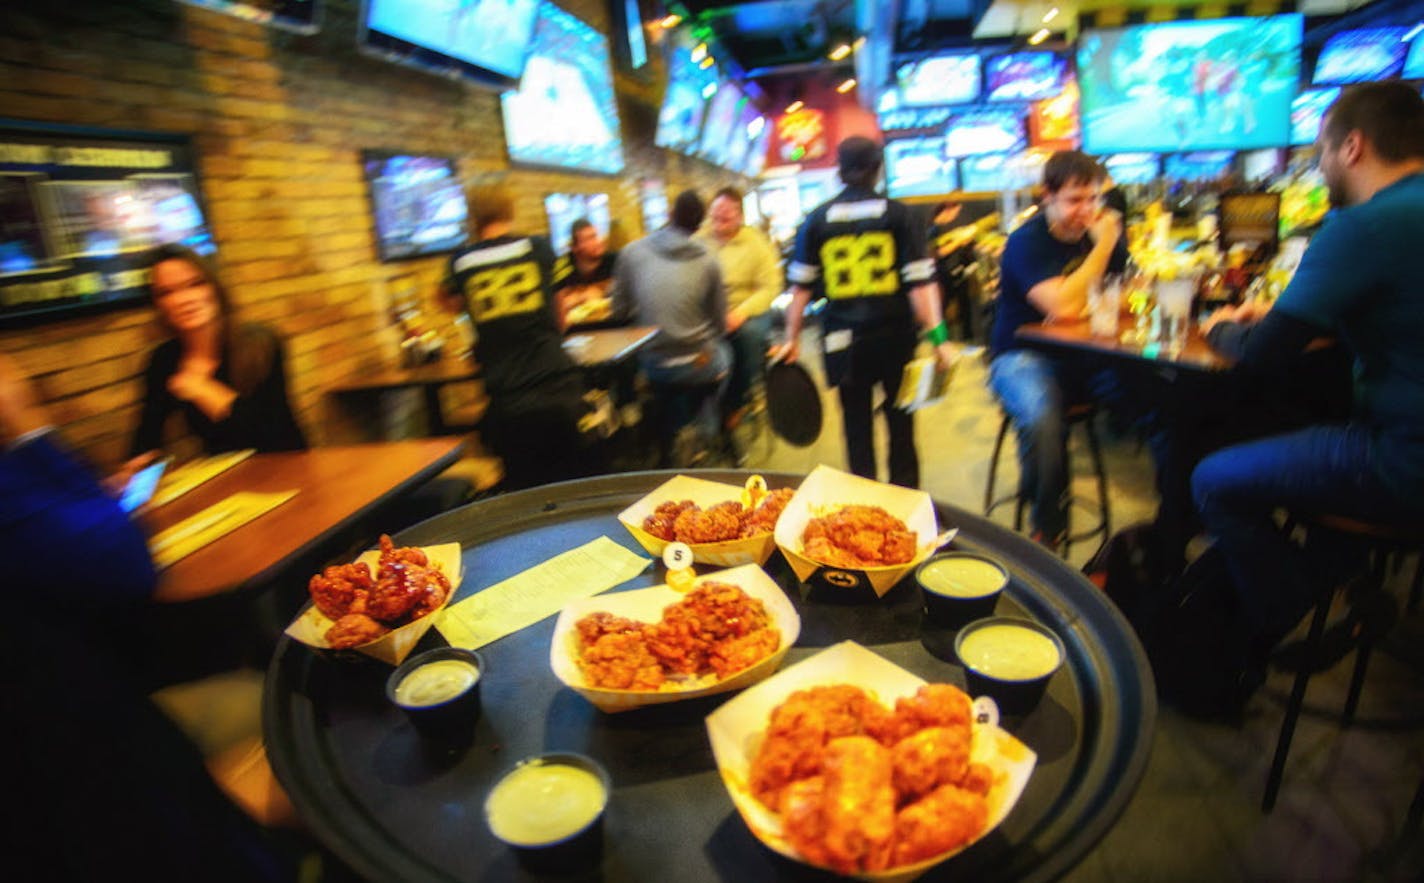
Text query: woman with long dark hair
127 243 305 464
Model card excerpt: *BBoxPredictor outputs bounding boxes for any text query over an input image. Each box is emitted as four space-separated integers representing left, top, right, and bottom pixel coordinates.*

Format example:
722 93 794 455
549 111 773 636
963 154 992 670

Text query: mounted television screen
697 82 745 167
1164 151 1235 183
1 124 217 326
1241 148 1284 183
1077 15 1301 153
985 52 1070 102
892 53 981 106
884 137 958 198
360 0 538 85
1290 86 1339 146
1029 78 1080 148
1407 33 1424 79
1312 27 1410 84
501 2 624 174
942 107 1026 157
744 118 772 178
179 0 320 32
724 106 764 174
1102 153 1160 185
361 152 467 262
958 153 1027 193
655 32 718 153
544 192 610 253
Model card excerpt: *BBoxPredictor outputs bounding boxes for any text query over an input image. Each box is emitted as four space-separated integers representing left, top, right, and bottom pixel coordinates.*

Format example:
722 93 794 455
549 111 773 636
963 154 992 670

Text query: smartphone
119 458 170 513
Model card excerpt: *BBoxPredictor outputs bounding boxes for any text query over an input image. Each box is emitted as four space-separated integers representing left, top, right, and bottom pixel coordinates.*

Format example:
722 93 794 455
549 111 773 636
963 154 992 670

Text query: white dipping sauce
486 762 607 846
394 659 480 707
919 556 1006 599
959 624 1061 681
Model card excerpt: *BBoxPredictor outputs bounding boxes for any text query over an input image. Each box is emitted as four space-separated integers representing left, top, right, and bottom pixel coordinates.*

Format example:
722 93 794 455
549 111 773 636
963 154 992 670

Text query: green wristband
924 321 949 346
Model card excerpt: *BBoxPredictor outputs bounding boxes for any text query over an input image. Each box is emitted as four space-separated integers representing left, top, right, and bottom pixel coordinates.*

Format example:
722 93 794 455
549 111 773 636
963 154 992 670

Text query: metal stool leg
1083 415 1112 544
1264 594 1332 812
984 414 1012 515
1408 553 1422 613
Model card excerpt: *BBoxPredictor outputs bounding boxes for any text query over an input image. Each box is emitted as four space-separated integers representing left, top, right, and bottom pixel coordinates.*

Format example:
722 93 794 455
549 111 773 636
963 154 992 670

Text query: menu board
0 122 215 326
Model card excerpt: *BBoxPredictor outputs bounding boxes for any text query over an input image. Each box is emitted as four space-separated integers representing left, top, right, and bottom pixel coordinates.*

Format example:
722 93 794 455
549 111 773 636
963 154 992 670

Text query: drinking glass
1090 275 1121 338
1156 277 1194 357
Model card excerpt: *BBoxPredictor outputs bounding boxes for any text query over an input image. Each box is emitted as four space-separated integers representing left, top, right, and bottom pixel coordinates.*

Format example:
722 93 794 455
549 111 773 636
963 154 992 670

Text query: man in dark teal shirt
1194 82 1424 658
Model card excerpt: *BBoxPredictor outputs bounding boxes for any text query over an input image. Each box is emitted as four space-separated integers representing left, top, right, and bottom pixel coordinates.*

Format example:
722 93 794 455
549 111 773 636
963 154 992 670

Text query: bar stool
983 402 1111 559
1262 513 1424 812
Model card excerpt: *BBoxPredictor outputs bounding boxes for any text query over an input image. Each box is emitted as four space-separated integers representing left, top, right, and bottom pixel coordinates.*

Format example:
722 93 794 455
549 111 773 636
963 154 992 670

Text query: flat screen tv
1312 27 1410 85
958 153 1027 193
361 152 468 262
723 105 763 174
740 117 774 179
1406 33 1424 80
544 192 610 253
1290 86 1339 146
1164 151 1235 183
884 137 958 198
1240 148 1284 183
891 53 981 107
1077 15 1301 153
942 107 1026 158
178 0 320 32
697 82 746 167
0 174 51 276
360 0 538 86
1028 78 1080 148
655 31 717 153
500 2 624 174
1102 153 1160 185
985 52 1070 103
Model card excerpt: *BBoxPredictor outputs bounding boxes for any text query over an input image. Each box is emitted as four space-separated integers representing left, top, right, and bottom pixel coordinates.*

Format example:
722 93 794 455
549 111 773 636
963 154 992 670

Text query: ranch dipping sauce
918 556 1006 598
393 658 480 707
486 760 608 846
958 623 1061 681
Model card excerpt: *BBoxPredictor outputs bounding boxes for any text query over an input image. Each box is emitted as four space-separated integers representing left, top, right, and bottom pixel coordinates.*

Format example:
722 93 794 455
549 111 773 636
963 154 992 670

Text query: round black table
265 470 1156 882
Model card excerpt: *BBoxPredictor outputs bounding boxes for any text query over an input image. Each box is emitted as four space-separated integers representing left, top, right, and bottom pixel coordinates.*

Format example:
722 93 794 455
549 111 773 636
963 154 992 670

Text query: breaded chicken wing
820 736 897 873
892 783 988 866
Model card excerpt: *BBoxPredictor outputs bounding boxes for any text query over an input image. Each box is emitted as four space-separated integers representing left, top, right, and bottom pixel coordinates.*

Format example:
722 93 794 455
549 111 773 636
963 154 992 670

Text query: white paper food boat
705 641 1036 882
549 563 801 713
284 543 463 665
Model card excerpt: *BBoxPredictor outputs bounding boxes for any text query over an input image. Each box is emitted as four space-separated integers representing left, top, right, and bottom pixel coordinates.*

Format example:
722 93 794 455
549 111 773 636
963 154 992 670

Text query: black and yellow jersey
787 186 933 332
447 234 574 394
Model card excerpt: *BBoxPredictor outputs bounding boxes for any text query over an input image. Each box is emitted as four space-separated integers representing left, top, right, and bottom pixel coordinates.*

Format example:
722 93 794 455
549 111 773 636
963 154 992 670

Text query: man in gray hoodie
613 190 731 463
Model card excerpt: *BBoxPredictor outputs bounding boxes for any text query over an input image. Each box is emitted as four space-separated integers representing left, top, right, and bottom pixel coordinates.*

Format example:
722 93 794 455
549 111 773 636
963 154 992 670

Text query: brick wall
0 0 745 467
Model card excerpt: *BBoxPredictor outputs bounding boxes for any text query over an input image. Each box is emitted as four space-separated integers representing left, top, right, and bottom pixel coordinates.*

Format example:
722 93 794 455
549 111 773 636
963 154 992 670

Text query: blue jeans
726 311 772 414
642 340 732 442
1192 423 1424 638
988 349 1141 541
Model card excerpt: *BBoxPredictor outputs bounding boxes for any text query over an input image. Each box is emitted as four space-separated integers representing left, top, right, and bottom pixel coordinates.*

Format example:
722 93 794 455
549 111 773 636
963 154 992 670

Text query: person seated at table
0 354 310 882
440 184 600 490
929 200 979 341
553 218 619 330
611 190 731 466
987 150 1130 549
1191 82 1424 670
124 243 306 481
698 186 782 430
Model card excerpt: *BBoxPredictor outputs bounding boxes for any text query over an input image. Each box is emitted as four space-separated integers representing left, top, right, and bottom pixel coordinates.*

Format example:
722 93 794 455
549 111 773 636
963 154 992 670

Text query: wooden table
1017 319 1231 372
561 324 657 367
328 327 658 437
144 439 464 603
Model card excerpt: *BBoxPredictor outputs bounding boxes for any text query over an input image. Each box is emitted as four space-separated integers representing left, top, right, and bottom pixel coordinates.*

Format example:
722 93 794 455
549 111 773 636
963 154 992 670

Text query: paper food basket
619 474 791 567
705 641 1036 882
549 563 801 713
284 543 463 666
774 465 950 597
